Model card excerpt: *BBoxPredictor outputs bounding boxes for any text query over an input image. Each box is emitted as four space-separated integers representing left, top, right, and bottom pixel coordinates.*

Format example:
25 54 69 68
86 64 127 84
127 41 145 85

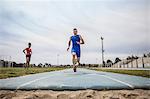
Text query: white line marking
16 76 51 90
16 69 134 90
16 70 62 90
101 75 134 89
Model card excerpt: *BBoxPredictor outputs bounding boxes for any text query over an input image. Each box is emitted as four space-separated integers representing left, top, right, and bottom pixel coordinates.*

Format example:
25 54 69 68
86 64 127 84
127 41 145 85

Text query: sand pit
0 89 149 99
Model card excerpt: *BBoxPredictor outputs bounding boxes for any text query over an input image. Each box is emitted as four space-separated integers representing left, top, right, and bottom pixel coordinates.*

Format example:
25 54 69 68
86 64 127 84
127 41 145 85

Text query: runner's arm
67 37 71 51
79 35 85 44
23 49 26 54
30 49 32 55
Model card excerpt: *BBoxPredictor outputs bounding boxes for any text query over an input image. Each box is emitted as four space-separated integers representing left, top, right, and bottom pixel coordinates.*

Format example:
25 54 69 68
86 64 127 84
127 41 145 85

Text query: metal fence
112 57 150 68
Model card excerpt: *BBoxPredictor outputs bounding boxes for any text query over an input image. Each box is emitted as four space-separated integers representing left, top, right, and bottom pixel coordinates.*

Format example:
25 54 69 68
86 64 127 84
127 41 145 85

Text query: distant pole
101 36 104 67
142 57 144 68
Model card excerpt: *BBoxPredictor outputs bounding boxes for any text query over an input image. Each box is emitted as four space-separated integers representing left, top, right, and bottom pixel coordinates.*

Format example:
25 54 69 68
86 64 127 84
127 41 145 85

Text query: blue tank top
71 35 80 51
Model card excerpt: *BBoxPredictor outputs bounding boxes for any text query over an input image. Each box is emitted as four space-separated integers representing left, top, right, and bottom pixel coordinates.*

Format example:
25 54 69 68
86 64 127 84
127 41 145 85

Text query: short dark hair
28 42 31 45
73 28 77 31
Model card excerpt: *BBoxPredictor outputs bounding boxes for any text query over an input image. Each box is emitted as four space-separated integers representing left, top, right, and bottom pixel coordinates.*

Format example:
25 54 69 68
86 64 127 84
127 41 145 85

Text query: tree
131 55 135 59
147 52 150 57
143 54 147 57
114 57 121 64
107 59 113 64
38 63 43 67
106 59 113 67
135 56 139 59
127 56 132 60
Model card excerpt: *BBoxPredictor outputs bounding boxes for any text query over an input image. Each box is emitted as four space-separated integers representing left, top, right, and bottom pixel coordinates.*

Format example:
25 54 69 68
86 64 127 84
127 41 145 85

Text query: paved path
0 68 149 90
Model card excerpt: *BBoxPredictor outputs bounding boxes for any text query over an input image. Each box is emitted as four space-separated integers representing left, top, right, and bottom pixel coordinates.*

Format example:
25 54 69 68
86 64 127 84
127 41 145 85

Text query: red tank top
25 48 32 55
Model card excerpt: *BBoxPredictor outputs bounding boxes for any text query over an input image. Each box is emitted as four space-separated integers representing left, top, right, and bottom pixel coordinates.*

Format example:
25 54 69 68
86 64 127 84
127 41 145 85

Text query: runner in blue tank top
67 28 85 72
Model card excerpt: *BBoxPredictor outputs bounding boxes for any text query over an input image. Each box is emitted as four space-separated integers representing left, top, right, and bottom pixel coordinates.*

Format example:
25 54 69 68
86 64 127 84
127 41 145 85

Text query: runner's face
73 30 77 35
28 44 31 48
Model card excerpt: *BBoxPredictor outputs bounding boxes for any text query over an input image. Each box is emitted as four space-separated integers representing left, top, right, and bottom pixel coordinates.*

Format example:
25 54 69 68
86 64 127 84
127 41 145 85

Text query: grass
0 67 67 79
91 68 150 78
1 67 149 79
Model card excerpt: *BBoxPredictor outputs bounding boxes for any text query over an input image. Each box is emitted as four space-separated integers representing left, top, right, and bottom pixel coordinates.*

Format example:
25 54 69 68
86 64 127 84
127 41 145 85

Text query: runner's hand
24 52 26 55
67 47 69 51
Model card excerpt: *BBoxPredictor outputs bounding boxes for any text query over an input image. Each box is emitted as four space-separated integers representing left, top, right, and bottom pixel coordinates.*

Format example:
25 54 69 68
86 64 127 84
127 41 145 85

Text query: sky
0 0 149 65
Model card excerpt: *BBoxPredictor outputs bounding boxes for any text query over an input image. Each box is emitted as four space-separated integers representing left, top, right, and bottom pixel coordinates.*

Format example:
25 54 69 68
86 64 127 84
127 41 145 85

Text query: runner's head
28 42 31 48
73 28 78 35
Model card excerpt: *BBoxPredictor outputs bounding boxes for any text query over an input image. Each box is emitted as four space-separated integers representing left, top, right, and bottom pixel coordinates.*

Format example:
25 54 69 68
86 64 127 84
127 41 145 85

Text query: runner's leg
26 56 30 68
72 54 76 65
72 54 76 72
28 56 31 68
77 57 80 65
25 57 28 68
76 51 80 66
72 52 78 72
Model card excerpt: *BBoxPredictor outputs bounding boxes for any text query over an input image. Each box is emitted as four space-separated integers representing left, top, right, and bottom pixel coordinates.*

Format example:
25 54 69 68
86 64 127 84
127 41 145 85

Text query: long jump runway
0 68 149 90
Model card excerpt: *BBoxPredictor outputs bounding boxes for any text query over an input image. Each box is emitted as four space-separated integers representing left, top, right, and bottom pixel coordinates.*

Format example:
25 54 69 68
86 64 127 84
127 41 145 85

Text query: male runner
23 43 32 68
67 28 84 72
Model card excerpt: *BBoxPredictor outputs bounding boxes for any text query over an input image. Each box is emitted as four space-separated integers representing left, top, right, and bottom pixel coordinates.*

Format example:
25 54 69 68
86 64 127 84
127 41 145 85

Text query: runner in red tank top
23 43 32 68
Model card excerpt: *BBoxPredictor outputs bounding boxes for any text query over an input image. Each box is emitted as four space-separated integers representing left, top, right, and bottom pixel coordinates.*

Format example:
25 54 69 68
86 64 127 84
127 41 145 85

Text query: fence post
136 59 138 68
142 57 144 68
123 62 125 68
131 60 133 68
127 62 129 68
119 63 121 68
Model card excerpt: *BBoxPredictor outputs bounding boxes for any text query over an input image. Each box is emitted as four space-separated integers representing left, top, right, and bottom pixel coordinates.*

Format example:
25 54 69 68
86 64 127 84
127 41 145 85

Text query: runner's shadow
63 70 105 76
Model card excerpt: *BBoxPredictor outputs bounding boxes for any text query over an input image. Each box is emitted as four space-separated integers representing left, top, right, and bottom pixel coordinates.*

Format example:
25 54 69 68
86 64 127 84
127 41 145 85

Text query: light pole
101 36 104 67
